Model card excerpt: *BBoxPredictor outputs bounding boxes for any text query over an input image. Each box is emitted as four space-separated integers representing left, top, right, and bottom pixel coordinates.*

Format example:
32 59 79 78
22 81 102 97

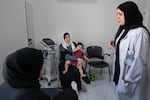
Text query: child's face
77 45 83 50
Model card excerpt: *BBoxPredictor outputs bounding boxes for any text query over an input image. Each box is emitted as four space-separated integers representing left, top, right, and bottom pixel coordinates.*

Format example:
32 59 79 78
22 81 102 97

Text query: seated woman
0 47 79 100
0 47 50 100
59 33 90 92
63 42 91 78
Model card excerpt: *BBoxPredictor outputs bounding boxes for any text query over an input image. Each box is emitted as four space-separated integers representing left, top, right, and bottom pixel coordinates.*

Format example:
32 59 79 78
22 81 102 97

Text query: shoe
82 76 90 84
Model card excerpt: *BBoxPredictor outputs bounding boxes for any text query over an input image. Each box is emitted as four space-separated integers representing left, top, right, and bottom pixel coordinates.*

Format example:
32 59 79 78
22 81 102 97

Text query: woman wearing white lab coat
108 1 150 100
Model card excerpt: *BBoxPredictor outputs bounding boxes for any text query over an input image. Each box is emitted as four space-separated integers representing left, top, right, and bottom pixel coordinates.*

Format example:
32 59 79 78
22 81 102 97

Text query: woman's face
64 35 71 44
116 8 125 26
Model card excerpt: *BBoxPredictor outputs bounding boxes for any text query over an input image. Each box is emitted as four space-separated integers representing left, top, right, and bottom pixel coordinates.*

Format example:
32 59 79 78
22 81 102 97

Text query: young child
63 42 91 77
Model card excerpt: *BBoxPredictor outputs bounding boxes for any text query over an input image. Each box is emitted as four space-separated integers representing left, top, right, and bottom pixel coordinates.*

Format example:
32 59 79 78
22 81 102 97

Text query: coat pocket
124 50 134 67
116 80 132 94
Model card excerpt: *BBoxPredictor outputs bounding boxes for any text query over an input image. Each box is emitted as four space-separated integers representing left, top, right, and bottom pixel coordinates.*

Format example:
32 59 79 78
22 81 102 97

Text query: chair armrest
101 53 110 60
103 53 110 58
103 53 110 57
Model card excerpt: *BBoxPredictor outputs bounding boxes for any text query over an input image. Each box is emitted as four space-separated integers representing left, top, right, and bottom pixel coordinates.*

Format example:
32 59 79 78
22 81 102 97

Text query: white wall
32 0 117 50
31 0 147 51
0 0 149 84
0 0 28 84
29 0 148 66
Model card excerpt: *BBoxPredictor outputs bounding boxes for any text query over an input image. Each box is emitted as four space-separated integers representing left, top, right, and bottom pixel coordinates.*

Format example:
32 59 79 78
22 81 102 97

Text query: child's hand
80 49 84 52
73 47 80 52
77 61 82 66
77 46 81 51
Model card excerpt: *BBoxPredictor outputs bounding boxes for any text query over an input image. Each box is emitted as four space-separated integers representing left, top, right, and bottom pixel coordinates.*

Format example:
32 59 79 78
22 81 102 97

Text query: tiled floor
40 68 117 100
78 78 116 100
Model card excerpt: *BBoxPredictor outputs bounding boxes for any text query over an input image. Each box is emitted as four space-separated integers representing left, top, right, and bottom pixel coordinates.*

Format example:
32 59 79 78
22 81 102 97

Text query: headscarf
3 47 43 88
62 41 75 50
113 1 145 85
62 32 75 50
115 1 143 41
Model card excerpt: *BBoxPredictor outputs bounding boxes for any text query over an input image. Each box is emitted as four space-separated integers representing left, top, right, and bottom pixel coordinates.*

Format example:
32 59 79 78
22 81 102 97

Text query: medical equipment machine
41 38 58 86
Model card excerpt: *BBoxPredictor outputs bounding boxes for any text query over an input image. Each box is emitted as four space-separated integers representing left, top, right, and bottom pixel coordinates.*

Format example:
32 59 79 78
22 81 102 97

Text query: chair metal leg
85 61 87 71
89 65 91 78
100 68 102 75
108 66 111 81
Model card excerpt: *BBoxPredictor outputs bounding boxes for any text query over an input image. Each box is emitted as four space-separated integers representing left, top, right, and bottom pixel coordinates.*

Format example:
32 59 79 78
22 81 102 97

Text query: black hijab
113 1 145 85
3 47 43 88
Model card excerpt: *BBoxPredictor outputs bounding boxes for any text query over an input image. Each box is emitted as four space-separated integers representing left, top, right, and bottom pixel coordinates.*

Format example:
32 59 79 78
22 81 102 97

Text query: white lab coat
112 27 150 100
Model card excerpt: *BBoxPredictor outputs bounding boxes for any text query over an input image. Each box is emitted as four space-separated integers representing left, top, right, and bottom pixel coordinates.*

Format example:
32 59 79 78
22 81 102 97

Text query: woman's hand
77 58 83 63
108 40 115 50
123 79 129 84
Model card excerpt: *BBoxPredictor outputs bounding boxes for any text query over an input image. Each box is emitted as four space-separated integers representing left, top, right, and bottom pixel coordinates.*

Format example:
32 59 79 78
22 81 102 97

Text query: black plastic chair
86 46 111 81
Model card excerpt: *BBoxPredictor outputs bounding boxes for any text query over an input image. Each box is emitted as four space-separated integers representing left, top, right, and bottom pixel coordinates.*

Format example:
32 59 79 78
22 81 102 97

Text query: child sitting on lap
63 42 91 78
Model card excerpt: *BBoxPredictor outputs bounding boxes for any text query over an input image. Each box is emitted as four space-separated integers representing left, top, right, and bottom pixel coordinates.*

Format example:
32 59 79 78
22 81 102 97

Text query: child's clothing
71 50 84 66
